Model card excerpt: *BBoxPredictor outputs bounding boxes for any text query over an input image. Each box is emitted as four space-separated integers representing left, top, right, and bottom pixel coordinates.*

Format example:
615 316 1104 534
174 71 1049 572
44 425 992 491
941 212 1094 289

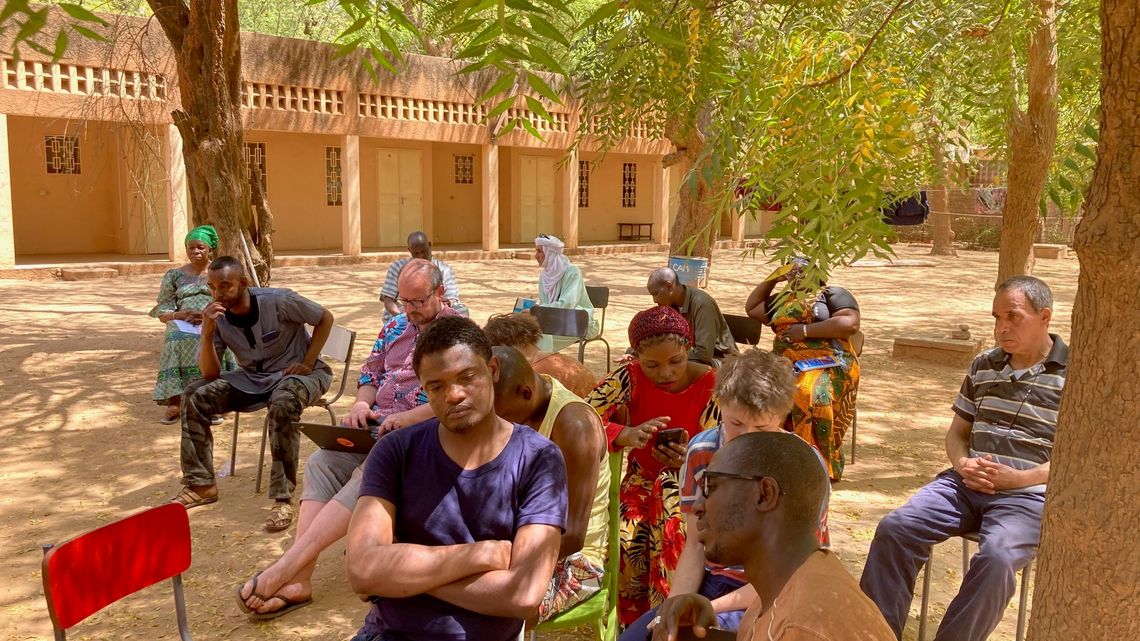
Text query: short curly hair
412 316 493 374
715 348 796 417
483 313 544 349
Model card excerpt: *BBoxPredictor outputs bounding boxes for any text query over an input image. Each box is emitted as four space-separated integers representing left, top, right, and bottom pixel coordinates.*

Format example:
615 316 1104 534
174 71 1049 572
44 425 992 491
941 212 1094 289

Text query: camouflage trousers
179 376 321 501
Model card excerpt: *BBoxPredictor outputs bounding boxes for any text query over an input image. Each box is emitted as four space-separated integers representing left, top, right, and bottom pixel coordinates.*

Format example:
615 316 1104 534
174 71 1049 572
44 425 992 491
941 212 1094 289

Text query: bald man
379 231 468 322
647 267 737 366
492 346 609 622
650 432 893 641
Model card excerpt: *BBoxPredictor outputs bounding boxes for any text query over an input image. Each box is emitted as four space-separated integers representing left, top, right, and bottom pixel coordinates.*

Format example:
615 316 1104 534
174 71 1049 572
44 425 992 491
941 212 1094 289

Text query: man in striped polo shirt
860 276 1067 641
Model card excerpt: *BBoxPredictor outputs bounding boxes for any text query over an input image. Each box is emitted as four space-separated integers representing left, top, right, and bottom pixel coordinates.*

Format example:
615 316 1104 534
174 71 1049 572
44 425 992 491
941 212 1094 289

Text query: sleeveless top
537 375 610 567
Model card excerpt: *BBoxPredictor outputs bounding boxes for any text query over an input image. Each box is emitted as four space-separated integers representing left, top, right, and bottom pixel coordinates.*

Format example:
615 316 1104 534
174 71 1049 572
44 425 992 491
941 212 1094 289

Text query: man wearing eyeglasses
860 276 1067 641
649 432 893 641
237 258 462 620
378 231 468 323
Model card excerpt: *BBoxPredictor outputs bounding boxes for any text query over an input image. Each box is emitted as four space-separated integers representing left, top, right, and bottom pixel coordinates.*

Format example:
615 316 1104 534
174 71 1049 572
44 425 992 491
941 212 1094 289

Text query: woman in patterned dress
585 306 720 625
149 226 233 424
745 258 862 481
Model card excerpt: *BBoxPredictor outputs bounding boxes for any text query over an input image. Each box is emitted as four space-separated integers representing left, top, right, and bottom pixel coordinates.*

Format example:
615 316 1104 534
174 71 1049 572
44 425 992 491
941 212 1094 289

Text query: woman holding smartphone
745 257 861 481
586 306 720 625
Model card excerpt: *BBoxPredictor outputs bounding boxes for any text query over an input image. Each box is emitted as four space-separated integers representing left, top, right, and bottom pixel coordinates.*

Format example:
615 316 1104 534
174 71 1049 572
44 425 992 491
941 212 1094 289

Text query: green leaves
1 3 107 62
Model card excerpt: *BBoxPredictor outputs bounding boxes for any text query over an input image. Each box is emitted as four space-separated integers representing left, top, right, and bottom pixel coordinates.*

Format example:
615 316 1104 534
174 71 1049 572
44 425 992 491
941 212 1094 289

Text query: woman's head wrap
185 225 219 250
628 306 693 350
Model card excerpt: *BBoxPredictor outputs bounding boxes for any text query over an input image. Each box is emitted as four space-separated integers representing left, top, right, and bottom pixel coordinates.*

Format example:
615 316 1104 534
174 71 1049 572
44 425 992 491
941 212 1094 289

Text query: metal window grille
622 162 637 207
45 135 80 174
578 160 590 207
244 142 267 204
326 147 342 206
455 154 474 184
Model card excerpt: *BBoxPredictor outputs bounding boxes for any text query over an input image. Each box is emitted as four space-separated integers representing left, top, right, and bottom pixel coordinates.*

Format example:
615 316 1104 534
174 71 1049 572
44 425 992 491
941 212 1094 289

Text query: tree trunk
664 102 718 260
147 0 272 284
996 0 1057 285
1026 2 1140 639
929 135 957 256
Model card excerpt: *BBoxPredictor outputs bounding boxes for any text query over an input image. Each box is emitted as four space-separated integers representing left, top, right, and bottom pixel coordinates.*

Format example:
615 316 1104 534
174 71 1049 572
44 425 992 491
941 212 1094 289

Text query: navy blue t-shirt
356 418 568 641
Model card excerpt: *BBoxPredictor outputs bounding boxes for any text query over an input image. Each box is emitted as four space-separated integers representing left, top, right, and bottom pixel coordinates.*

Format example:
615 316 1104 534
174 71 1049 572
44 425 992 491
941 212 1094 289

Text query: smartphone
656 428 688 446
678 627 736 641
793 355 840 372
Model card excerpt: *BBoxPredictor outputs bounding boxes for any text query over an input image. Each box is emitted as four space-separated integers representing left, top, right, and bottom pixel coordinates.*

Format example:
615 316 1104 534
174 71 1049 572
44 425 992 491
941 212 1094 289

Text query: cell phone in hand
656 428 688 446
678 627 736 641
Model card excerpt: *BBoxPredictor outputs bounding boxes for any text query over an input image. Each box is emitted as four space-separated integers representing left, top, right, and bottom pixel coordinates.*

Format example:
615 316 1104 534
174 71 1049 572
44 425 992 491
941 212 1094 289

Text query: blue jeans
859 470 1044 641
618 572 747 641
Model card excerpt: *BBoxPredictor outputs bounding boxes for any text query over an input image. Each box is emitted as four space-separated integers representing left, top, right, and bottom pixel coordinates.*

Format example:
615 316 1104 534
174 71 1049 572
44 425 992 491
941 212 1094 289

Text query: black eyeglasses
696 469 785 499
397 293 435 309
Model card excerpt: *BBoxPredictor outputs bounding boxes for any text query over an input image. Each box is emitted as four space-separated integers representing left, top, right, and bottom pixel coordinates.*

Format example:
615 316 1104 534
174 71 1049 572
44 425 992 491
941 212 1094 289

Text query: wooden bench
618 222 654 241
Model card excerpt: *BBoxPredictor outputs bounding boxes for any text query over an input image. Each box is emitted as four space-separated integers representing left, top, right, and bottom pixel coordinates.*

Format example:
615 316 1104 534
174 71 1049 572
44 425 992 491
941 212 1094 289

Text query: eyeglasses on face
397 293 435 308
696 469 785 499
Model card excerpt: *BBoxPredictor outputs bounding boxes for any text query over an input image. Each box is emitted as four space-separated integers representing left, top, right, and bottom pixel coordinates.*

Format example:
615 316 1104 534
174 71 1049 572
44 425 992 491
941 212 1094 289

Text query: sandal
235 571 265 614
160 406 180 425
265 502 296 532
248 593 312 621
171 486 218 509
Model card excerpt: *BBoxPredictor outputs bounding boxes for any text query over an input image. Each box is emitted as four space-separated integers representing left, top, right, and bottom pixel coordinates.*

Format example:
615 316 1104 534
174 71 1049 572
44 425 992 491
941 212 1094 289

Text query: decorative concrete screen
622 162 637 208
578 160 590 207
326 146 342 206
358 93 486 125
45 135 80 174
506 108 570 134
1 58 166 100
242 82 344 115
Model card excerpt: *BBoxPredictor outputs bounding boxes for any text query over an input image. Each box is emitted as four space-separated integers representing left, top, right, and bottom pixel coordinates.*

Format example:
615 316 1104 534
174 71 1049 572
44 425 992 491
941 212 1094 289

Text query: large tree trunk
664 103 717 260
1026 2 1140 639
929 135 957 256
996 0 1057 285
147 0 272 284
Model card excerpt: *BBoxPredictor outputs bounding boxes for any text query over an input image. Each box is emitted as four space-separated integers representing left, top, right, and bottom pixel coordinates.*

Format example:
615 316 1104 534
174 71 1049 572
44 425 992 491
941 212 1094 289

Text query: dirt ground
0 244 1078 641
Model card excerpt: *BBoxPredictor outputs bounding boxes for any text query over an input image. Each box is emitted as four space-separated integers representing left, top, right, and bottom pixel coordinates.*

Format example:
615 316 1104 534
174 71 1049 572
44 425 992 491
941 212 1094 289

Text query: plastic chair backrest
531 306 591 339
585 286 610 310
724 314 763 346
850 329 865 357
322 324 356 363
42 503 191 631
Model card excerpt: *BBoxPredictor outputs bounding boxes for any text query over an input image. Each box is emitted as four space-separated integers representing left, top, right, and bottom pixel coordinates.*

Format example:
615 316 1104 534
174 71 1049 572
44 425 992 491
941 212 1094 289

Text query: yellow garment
537 375 610 568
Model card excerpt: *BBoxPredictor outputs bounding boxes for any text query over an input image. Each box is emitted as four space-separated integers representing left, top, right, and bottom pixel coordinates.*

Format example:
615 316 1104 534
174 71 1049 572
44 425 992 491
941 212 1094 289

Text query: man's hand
956 456 998 494
652 441 688 468
181 310 203 325
378 410 419 436
284 362 313 376
201 302 226 334
650 593 717 641
344 400 381 429
975 456 1027 492
615 417 670 449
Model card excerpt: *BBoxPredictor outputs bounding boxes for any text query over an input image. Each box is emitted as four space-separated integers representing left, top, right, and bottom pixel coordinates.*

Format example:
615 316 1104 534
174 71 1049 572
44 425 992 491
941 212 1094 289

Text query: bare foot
253 579 312 615
240 562 308 612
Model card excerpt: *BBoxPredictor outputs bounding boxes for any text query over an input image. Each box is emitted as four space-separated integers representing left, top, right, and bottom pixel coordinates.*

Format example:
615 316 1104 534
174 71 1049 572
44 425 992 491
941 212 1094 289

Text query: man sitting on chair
860 276 1068 641
379 231 467 322
347 317 567 641
647 267 737 367
492 346 608 622
236 258 460 619
172 256 334 535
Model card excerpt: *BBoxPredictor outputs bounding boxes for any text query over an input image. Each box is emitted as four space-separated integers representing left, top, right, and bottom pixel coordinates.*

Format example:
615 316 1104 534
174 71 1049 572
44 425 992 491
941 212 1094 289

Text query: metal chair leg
962 538 971 573
324 403 337 424
849 410 858 464
918 553 933 641
229 412 241 479
1016 561 1032 641
172 574 193 641
255 415 270 494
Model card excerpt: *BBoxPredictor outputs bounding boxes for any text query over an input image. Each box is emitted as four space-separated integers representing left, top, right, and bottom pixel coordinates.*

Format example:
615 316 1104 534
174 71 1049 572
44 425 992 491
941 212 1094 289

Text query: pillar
653 159 670 246
341 135 361 256
731 210 746 242
164 124 189 262
481 143 500 252
560 149 579 249
0 115 12 268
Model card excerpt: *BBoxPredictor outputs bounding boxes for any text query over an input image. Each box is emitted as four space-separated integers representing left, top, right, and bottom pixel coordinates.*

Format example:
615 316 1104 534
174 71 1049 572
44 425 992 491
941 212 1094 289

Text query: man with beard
649 432 892 641
346 316 568 641
172 256 334 534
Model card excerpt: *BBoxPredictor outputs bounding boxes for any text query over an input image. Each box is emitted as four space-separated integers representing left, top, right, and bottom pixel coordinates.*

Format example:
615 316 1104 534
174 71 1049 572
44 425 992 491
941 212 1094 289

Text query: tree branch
145 0 189 52
803 0 914 89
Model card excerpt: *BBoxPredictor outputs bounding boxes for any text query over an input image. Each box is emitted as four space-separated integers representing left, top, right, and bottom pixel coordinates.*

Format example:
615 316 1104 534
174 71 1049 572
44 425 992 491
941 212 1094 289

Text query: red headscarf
628 306 693 350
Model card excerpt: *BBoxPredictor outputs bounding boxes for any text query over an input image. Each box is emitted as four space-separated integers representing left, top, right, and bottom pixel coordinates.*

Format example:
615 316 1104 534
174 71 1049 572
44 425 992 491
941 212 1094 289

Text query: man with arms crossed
347 317 568 640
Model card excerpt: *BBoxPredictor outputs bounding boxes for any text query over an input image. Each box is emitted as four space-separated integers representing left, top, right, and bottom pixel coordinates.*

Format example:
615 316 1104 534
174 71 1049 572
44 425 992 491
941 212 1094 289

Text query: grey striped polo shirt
952 334 1068 494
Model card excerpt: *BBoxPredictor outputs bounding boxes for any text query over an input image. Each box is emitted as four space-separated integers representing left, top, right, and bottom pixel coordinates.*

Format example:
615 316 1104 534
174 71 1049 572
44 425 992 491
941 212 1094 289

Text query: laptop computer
298 422 377 454
513 298 537 313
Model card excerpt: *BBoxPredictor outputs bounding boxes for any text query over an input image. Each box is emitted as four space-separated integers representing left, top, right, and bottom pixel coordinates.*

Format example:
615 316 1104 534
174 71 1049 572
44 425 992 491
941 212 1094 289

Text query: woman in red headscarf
585 306 720 625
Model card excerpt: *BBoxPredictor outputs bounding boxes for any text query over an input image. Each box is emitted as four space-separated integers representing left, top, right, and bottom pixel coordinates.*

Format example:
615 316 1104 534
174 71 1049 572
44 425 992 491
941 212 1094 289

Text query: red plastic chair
42 503 193 640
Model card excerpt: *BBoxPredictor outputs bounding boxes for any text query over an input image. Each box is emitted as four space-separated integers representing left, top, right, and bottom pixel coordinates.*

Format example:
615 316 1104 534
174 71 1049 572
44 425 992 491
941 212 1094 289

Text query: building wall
358 138 433 249
9 116 121 255
506 146 566 244
578 153 655 242
431 142 482 245
498 146 514 245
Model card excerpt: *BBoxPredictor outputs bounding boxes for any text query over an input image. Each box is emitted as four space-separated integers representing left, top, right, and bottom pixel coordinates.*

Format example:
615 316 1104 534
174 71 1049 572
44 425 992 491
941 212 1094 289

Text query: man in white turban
534 235 599 351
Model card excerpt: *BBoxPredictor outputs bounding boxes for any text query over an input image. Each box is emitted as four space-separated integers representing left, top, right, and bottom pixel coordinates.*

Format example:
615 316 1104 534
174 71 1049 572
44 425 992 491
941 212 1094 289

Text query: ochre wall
245 130 342 251
431 142 482 245
9 116 120 255
578 153 656 242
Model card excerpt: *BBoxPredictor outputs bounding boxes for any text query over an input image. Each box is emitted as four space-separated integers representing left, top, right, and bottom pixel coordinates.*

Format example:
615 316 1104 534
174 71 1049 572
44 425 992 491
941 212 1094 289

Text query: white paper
173 319 202 335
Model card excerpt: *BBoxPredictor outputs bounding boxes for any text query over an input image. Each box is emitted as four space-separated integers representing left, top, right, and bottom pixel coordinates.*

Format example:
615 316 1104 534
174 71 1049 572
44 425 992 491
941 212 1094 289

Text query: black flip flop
248 594 313 621
235 571 265 615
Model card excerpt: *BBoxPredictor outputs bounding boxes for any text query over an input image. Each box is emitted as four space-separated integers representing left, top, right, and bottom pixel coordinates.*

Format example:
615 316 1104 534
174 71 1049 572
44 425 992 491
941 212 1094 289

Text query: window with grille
326 147 342 206
578 160 590 207
244 142 267 203
621 162 637 207
45 135 80 174
455 154 474 184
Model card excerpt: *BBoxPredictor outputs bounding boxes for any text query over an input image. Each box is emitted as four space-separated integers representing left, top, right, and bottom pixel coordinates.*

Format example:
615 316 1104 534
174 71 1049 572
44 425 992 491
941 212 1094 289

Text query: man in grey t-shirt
171 256 334 533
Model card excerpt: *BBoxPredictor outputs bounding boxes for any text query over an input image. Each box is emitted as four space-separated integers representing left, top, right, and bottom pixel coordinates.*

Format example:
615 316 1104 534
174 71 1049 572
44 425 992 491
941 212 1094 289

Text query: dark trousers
179 376 317 500
859 470 1044 641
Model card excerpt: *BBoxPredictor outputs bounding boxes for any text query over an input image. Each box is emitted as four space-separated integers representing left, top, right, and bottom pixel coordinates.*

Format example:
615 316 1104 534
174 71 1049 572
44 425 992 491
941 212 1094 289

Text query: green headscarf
185 225 219 250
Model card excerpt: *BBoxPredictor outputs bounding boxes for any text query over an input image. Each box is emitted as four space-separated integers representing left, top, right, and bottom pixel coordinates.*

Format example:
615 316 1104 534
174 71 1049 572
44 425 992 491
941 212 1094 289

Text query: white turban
536 235 570 302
